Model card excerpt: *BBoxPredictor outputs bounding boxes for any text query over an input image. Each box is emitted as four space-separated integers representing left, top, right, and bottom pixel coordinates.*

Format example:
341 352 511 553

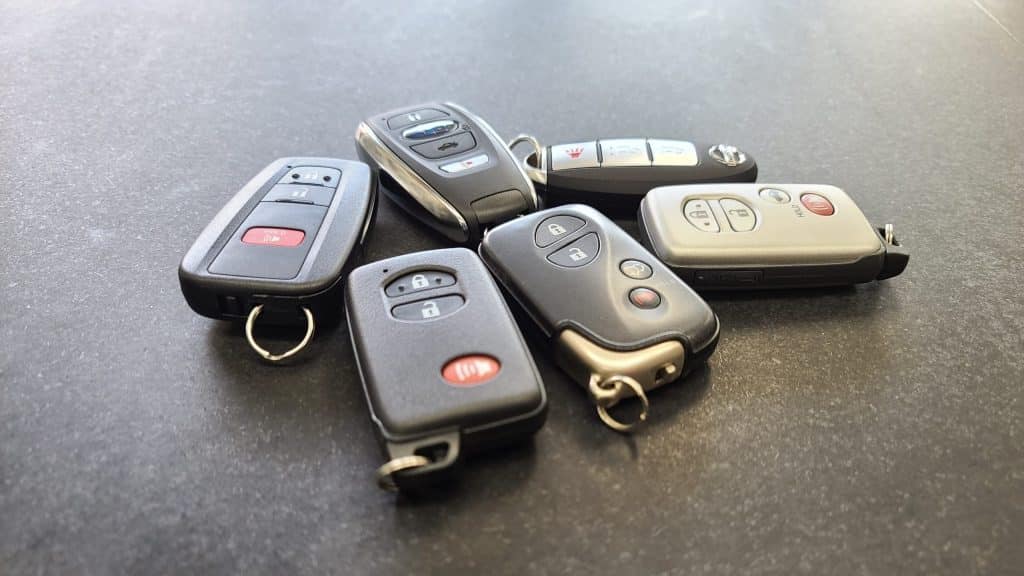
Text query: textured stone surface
1 0 1022 574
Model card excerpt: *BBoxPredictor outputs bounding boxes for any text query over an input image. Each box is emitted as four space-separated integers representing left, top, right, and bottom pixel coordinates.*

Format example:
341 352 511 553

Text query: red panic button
442 355 501 387
800 193 835 216
241 227 305 247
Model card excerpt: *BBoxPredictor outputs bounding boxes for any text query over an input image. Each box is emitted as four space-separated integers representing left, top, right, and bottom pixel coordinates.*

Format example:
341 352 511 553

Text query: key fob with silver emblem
479 205 719 432
510 136 757 216
638 184 909 289
355 102 539 244
345 248 547 492
179 157 377 361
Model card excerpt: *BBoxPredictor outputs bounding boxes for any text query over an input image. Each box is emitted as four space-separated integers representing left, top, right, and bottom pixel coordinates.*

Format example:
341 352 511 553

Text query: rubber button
801 193 835 216
385 270 456 297
719 198 756 232
535 215 586 247
683 199 720 232
277 166 341 188
759 187 790 204
391 295 465 322
263 184 335 207
241 227 305 247
649 139 698 166
599 139 650 167
629 287 661 309
402 119 458 140
547 233 599 268
620 259 653 280
442 355 501 387
550 141 599 170
411 131 476 159
387 108 447 130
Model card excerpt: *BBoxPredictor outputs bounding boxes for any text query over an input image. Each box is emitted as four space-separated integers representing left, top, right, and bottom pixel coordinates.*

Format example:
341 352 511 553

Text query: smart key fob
179 158 377 361
638 184 909 289
512 136 757 217
355 102 539 244
346 248 547 492
480 205 719 432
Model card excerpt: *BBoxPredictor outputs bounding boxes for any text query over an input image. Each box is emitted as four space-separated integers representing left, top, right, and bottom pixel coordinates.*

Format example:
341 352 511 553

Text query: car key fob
355 102 539 244
510 135 757 216
479 205 719 432
179 157 377 361
346 248 547 492
638 184 909 289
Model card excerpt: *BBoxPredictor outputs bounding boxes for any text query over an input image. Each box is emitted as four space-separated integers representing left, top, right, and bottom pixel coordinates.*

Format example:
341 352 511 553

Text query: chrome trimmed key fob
479 204 719 432
638 183 909 289
179 157 377 361
346 248 547 492
512 136 757 216
355 102 539 244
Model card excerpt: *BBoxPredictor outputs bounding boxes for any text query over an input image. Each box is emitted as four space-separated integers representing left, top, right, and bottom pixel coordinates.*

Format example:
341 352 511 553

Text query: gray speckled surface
1 0 1022 574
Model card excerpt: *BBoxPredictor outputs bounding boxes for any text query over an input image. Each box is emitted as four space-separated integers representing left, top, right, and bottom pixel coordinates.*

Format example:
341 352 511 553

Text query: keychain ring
593 375 650 433
507 134 546 185
375 455 431 491
244 304 315 362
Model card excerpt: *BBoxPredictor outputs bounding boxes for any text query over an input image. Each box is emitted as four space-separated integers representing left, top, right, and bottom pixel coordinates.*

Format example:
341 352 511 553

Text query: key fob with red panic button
638 183 909 290
178 157 377 362
345 247 547 492
479 204 720 433
355 102 539 244
508 134 757 217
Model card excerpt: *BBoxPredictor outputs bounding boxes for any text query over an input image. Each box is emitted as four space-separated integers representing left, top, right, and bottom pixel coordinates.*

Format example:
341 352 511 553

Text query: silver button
758 187 791 204
708 144 746 167
598 139 650 167
719 198 756 232
439 154 489 174
683 199 720 233
550 142 599 171
649 139 698 166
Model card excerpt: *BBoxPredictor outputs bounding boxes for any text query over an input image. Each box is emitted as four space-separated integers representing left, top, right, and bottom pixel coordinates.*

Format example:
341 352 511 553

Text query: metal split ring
375 455 431 491
507 134 546 185
884 223 895 245
244 304 315 362
590 374 650 433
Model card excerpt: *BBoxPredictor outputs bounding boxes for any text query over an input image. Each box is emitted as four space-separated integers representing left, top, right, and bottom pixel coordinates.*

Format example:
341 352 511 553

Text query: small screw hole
323 175 331 182
398 286 405 292
291 173 299 179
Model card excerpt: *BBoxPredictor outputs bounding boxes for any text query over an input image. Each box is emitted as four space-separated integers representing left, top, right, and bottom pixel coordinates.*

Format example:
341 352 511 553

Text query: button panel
440 153 489 173
649 139 698 166
619 259 653 280
598 139 650 167
263 184 335 207
547 232 599 268
683 199 720 232
441 355 501 387
719 198 757 232
411 131 476 159
550 142 600 170
801 192 835 216
535 215 586 247
385 270 456 297
402 119 458 140
209 202 327 280
392 295 465 322
387 108 447 130
277 166 341 188
628 287 661 309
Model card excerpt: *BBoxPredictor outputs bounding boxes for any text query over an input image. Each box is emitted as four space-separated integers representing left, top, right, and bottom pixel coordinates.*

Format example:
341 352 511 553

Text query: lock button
547 232 599 268
391 295 465 321
534 215 586 247
385 270 457 297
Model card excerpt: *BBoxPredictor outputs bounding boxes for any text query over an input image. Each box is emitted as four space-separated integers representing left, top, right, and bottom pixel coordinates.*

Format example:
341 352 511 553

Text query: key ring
884 223 894 245
589 374 649 433
507 134 546 185
244 304 315 362
375 455 431 491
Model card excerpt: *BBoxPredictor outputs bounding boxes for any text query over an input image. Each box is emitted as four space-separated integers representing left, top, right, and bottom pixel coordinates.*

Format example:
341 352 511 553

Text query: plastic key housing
179 157 377 326
479 205 720 403
345 248 547 491
355 101 539 244
523 138 757 217
638 183 909 289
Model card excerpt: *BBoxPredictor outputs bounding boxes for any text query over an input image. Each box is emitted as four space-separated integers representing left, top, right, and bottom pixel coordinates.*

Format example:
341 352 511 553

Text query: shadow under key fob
480 205 720 432
345 248 547 492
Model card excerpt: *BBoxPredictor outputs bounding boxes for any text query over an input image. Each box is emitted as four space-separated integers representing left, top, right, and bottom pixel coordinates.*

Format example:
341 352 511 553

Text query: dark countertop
2 1 1022 574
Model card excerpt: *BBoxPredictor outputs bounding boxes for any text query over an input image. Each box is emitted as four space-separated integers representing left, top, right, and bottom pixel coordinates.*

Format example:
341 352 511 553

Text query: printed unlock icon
421 301 440 319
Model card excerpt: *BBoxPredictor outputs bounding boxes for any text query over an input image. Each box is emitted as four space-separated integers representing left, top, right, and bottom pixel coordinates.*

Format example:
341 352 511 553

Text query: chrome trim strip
444 101 540 210
354 122 468 240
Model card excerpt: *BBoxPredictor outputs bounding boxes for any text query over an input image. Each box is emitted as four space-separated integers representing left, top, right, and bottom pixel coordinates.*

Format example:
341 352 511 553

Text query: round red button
441 355 501 387
800 193 835 216
629 287 662 309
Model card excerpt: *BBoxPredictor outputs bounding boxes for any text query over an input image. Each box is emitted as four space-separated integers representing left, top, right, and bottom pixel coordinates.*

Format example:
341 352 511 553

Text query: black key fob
179 157 377 361
480 205 719 432
355 102 539 244
511 136 757 217
346 248 547 492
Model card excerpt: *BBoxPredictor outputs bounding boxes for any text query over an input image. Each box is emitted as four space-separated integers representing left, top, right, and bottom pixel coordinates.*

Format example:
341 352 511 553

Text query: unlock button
547 232 599 268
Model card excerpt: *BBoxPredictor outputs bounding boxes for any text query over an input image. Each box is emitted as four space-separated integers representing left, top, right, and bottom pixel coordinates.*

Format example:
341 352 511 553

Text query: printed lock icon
411 274 429 289
568 247 587 261
421 301 440 319
548 223 567 236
